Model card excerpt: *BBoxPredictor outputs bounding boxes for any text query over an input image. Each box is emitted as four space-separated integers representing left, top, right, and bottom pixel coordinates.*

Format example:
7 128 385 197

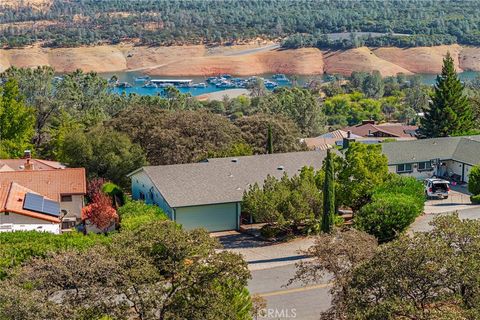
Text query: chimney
343 131 356 149
23 150 34 170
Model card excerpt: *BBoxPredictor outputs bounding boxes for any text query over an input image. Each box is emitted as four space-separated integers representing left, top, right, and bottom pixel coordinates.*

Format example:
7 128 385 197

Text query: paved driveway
424 189 474 214
215 231 315 271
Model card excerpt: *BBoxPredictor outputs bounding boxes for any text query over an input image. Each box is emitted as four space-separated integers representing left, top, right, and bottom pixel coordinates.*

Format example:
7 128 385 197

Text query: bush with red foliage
82 179 118 232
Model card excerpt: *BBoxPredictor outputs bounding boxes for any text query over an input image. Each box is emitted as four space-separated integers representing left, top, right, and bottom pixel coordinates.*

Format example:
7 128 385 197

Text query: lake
102 71 480 97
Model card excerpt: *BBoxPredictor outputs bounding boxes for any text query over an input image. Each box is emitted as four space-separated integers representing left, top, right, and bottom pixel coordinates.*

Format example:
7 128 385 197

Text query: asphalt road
246 206 480 319
249 264 331 320
410 206 480 232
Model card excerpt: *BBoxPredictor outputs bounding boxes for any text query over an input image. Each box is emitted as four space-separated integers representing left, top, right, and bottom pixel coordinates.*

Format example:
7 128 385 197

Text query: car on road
424 178 450 199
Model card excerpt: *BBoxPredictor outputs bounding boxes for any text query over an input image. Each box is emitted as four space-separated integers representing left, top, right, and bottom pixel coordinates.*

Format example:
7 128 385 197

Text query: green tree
110 108 244 165
343 215 480 319
468 164 480 195
267 124 273 154
242 168 322 235
1 66 59 148
253 87 325 136
0 221 251 320
0 79 35 157
337 143 389 212
60 126 147 187
321 149 335 233
234 114 306 154
355 193 423 242
420 52 475 137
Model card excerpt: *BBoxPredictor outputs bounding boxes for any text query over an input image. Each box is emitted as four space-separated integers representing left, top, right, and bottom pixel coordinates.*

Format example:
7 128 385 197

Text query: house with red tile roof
0 153 87 233
343 120 418 139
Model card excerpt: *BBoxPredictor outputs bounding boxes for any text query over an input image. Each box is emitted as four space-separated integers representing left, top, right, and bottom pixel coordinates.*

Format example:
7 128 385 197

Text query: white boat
135 76 151 82
192 82 207 88
143 82 158 88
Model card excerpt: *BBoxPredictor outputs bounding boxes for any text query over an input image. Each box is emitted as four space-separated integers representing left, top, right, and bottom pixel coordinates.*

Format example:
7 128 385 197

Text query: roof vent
231 158 238 163
277 165 284 171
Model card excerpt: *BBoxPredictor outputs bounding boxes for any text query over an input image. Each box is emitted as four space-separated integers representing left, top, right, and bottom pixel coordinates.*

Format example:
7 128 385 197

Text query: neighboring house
128 151 331 232
303 130 361 150
344 120 418 139
382 135 480 183
0 158 66 172
0 164 87 231
0 182 62 234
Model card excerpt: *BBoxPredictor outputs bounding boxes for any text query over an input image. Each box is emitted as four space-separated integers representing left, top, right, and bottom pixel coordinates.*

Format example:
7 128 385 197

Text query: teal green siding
175 202 239 232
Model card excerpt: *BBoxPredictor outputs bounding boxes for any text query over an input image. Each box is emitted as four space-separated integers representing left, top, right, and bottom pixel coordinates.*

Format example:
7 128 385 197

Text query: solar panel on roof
23 193 44 212
23 193 61 217
42 199 61 216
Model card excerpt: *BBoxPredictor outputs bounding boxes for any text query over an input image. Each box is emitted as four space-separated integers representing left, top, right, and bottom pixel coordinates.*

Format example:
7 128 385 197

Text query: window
61 195 73 202
4 212 9 216
397 163 413 173
418 161 433 171
139 192 145 200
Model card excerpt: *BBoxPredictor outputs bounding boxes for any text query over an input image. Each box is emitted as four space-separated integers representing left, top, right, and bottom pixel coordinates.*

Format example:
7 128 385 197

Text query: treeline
282 33 460 50
1 0 480 48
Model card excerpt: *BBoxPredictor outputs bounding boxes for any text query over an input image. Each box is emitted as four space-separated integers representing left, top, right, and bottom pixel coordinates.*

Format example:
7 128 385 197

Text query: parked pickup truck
424 178 450 199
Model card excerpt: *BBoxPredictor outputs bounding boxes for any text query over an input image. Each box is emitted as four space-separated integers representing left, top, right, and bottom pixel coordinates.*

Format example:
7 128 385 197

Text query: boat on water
135 76 151 82
192 82 207 88
272 74 290 82
264 80 279 88
143 82 158 89
116 82 132 88
216 80 236 89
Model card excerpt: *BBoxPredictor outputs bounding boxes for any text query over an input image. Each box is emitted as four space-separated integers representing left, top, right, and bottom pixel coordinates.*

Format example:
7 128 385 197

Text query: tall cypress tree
420 52 475 138
322 149 335 233
267 124 273 154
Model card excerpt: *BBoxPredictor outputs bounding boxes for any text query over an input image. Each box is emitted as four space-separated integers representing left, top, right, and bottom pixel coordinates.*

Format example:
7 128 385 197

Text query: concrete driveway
215 231 315 271
424 188 474 214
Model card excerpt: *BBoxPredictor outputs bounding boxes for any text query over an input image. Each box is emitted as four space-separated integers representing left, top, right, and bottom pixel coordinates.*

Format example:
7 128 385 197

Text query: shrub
260 224 283 239
471 194 480 204
118 201 167 231
102 182 126 207
0 231 108 279
468 165 480 196
355 193 423 242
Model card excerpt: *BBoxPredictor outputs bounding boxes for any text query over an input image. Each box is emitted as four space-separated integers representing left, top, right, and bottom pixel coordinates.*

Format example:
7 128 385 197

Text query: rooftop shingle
135 151 331 208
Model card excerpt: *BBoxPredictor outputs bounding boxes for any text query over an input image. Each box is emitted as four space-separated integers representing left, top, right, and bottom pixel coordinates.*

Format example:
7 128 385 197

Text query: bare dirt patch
459 47 480 71
323 47 412 77
373 45 463 74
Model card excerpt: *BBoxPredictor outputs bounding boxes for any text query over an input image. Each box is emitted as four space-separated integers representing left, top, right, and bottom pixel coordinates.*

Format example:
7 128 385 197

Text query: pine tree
322 149 335 233
420 52 475 138
267 124 273 154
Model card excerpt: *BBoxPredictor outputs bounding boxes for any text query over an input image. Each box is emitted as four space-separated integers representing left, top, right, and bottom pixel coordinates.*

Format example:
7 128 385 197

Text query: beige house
382 136 480 183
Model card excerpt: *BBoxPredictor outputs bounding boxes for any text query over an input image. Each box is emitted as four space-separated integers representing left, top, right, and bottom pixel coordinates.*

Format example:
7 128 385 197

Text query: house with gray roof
382 135 480 183
128 151 330 232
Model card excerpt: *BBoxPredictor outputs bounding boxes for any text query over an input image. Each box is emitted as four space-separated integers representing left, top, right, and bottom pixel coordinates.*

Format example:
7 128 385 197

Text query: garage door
175 202 238 232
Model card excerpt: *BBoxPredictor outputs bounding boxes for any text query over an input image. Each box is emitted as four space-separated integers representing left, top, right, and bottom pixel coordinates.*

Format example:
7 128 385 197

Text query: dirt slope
459 47 480 71
323 47 413 77
1 43 480 76
145 48 324 76
373 45 463 74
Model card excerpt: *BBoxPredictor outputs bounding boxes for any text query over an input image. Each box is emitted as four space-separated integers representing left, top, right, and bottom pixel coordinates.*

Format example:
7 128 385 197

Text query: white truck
424 178 450 199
